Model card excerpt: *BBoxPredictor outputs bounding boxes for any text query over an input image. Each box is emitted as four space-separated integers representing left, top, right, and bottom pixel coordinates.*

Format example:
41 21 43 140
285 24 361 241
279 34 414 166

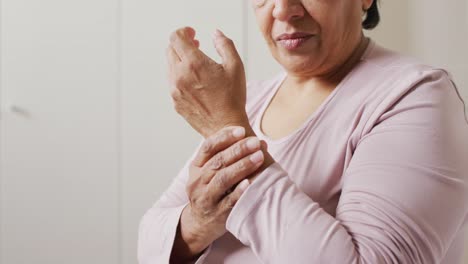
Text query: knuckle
215 126 230 138
215 170 229 189
174 77 186 90
218 132 230 145
170 88 181 99
207 131 228 152
236 159 248 172
208 154 224 170
215 154 226 169
175 29 185 38
201 139 213 154
231 144 243 159
220 127 232 138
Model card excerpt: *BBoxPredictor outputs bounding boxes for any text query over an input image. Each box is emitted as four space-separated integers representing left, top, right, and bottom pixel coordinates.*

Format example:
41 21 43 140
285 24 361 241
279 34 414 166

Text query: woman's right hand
176 126 266 260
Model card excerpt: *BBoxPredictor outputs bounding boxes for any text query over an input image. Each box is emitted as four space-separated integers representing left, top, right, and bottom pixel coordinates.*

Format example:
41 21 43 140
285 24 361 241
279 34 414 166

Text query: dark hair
362 1 380 30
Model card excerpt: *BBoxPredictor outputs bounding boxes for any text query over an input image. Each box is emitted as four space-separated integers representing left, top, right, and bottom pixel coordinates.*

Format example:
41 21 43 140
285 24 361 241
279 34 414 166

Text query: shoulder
358 40 468 133
359 40 464 112
360 40 458 89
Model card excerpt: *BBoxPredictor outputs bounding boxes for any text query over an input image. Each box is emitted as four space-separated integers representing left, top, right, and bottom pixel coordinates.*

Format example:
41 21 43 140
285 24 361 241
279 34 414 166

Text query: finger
185 26 196 39
260 140 268 152
201 136 261 184
170 27 201 61
166 45 181 67
191 126 246 167
193 39 200 48
213 29 242 69
166 45 180 91
221 178 250 210
208 150 264 201
185 28 200 48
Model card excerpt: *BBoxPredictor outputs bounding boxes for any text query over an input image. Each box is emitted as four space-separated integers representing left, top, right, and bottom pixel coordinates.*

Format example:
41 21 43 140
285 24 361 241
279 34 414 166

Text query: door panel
0 1 119 263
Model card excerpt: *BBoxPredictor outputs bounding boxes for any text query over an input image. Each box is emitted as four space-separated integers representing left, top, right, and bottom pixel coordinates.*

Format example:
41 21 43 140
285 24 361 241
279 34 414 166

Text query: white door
0 0 120 263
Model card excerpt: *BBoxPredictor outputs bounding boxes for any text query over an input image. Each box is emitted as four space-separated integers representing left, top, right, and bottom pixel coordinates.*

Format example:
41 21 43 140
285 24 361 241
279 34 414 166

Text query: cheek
303 1 360 35
254 8 275 44
331 2 362 32
314 13 356 43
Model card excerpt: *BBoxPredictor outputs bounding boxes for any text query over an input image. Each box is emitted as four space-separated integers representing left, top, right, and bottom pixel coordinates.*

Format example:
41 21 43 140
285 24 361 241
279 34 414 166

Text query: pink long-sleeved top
138 40 468 264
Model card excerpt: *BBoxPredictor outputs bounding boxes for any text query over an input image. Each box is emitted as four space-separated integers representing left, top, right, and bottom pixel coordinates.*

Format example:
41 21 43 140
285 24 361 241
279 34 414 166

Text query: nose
272 0 305 21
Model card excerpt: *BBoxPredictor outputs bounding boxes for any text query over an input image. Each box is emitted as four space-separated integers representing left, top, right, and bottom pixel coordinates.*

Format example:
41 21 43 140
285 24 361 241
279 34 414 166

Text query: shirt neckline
253 39 375 145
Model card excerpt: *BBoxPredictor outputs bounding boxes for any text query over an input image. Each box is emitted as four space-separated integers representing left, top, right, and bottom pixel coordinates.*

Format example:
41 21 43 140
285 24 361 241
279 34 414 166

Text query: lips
276 32 314 50
276 32 313 41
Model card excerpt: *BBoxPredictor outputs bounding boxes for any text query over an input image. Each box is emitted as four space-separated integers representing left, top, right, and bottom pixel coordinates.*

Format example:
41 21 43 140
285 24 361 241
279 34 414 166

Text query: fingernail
239 179 250 192
250 150 264 164
232 127 245 139
246 138 260 150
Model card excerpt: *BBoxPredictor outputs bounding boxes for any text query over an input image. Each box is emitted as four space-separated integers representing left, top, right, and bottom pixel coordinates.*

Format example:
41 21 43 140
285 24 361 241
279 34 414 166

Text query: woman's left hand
167 27 248 138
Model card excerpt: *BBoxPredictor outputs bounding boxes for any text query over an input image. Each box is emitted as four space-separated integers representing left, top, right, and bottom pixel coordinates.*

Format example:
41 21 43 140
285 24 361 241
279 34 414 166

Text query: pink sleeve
226 70 468 263
137 141 213 264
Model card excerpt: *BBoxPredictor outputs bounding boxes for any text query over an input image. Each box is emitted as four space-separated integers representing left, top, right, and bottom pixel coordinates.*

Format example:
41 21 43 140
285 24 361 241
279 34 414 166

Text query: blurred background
0 0 467 263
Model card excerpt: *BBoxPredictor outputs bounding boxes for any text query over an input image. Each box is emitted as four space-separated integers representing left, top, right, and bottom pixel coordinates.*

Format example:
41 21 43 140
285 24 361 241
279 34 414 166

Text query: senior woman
138 0 468 263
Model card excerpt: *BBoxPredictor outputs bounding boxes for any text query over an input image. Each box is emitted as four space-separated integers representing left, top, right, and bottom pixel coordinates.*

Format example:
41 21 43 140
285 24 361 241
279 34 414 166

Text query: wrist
203 113 251 138
180 205 211 255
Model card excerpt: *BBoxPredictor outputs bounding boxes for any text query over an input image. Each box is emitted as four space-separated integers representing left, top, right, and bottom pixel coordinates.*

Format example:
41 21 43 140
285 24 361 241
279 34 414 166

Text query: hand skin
167 27 248 139
169 126 273 263
167 26 275 262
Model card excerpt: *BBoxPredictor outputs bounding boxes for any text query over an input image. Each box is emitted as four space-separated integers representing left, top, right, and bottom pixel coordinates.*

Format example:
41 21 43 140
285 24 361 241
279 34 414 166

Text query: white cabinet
0 0 120 263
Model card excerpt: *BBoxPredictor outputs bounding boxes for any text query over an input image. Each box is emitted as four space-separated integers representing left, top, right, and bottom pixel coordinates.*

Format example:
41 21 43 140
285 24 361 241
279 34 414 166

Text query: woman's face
252 0 372 77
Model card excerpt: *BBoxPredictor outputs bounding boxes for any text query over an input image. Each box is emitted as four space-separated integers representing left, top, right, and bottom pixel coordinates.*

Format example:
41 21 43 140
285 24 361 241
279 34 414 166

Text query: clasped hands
166 27 275 247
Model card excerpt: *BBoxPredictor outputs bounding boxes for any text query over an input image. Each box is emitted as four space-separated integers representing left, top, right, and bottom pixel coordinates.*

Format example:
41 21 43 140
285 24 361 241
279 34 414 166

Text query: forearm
170 205 211 263
225 163 420 263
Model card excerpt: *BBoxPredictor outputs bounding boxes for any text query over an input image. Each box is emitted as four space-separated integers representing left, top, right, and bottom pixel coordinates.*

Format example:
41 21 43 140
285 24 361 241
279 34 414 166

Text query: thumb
213 29 242 68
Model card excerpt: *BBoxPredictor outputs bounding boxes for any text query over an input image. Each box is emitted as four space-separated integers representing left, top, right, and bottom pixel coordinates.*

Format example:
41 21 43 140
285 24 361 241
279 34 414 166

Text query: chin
277 54 322 75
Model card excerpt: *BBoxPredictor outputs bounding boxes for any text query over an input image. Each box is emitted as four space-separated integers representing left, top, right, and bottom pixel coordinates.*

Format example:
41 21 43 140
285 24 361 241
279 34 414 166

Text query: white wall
366 0 468 113
0 1 245 263
0 1 120 263
0 1 467 264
